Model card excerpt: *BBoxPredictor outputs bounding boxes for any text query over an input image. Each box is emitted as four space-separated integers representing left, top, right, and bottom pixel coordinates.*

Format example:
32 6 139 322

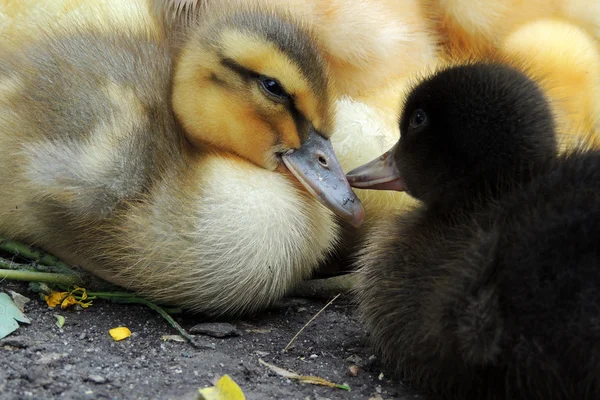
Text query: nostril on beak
317 153 328 168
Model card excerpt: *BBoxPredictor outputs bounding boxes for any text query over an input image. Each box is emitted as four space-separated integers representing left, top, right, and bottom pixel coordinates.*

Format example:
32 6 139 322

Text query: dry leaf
0 292 31 339
45 287 93 310
198 374 245 400
8 291 30 312
258 359 350 391
162 334 186 343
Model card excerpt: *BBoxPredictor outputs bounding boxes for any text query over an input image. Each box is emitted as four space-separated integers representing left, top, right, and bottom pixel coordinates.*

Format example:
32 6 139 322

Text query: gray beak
282 129 365 228
346 143 406 192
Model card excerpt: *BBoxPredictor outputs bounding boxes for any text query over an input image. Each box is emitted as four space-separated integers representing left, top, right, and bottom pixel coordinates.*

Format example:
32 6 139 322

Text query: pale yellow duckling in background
420 0 600 57
500 19 600 150
0 0 371 316
419 0 600 149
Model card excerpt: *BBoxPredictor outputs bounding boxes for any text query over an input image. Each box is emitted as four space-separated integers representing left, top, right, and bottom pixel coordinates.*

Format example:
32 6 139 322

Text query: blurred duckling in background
347 62 600 399
420 0 600 57
500 19 600 149
420 1 600 151
0 1 368 316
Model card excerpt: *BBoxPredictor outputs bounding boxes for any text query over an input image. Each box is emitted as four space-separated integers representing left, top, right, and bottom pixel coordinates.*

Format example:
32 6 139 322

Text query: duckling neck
426 162 549 215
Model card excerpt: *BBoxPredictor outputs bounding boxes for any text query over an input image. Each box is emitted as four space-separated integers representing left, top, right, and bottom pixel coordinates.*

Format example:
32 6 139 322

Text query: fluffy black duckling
346 62 600 399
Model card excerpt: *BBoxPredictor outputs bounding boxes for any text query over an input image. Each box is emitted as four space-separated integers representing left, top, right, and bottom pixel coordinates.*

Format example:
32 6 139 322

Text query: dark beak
282 128 365 228
346 143 406 192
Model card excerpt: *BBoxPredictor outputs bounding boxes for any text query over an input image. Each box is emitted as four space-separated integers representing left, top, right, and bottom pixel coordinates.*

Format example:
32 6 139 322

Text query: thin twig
293 274 357 298
283 293 341 352
90 292 194 343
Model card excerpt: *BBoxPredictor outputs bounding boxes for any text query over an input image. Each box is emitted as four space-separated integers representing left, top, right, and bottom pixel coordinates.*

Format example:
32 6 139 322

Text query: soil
0 280 424 400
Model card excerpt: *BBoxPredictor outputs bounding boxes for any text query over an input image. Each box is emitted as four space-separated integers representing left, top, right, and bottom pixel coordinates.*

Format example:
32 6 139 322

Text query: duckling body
0 7 346 316
347 63 600 399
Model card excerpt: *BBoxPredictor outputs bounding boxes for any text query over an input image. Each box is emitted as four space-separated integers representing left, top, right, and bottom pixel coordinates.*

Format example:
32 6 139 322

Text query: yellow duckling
420 0 600 58
418 1 600 150
2 0 439 230
500 19 600 150
155 0 438 225
155 0 438 100
0 1 367 316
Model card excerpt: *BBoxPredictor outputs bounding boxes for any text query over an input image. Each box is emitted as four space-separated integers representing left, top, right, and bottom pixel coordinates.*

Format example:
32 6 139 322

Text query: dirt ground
0 280 424 400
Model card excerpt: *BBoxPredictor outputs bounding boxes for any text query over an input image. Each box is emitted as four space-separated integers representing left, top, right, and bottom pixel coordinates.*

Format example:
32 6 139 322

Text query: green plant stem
0 257 29 270
86 291 194 344
0 268 83 285
0 238 74 273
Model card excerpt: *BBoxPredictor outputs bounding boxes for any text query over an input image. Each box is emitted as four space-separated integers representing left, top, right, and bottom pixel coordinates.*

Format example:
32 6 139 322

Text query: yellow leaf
109 326 131 341
60 295 78 309
45 291 68 308
45 287 94 310
198 374 245 400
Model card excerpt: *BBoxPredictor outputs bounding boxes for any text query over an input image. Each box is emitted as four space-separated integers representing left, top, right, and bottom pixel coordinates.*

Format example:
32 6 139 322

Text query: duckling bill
345 142 405 192
282 128 364 227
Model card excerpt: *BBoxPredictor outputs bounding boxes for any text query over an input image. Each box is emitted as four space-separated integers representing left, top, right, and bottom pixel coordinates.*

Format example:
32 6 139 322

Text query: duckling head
171 6 364 227
347 62 558 206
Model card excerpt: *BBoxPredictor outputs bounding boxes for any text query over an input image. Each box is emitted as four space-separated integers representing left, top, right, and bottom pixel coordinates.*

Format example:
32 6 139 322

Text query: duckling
500 19 600 150
153 0 436 230
420 0 600 59
154 0 438 100
346 62 600 399
0 2 366 316
418 2 600 151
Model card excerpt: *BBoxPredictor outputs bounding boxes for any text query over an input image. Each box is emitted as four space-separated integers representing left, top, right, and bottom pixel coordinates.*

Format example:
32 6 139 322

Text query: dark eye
259 76 287 100
409 109 427 129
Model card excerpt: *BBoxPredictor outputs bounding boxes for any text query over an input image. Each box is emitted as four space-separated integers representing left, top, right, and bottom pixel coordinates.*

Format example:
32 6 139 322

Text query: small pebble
24 367 47 384
347 365 359 377
87 374 108 384
309 354 318 359
189 322 239 338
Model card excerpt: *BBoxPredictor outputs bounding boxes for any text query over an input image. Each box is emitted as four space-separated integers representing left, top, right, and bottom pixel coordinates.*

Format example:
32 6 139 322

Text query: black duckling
346 62 600 399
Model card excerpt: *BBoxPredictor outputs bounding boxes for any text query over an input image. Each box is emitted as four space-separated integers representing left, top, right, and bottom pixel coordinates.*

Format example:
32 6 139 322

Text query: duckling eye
409 109 427 129
259 76 288 100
